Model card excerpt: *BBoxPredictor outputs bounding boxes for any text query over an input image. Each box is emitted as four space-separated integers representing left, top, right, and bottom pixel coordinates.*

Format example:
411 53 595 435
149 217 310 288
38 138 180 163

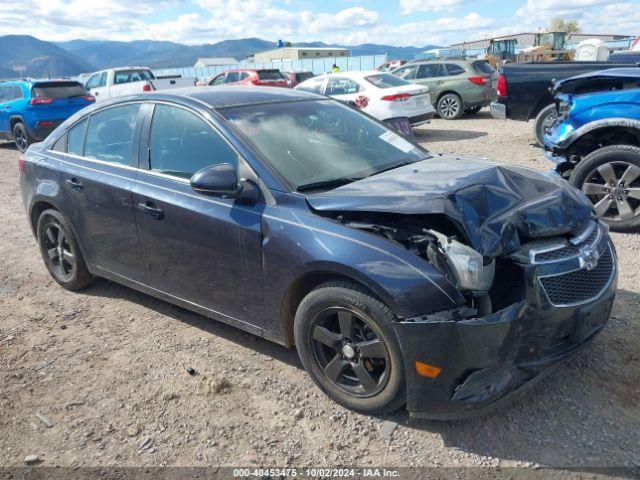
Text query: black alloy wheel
42 220 76 283
310 307 390 397
13 123 30 153
37 209 94 290
294 281 405 414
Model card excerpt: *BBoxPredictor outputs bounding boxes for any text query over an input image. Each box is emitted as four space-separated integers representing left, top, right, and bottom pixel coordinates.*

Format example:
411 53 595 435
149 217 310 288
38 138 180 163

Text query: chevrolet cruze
19 87 617 418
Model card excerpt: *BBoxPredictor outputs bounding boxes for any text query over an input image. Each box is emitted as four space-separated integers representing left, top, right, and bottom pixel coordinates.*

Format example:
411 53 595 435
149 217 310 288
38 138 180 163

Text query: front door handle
65 178 83 191
137 201 164 220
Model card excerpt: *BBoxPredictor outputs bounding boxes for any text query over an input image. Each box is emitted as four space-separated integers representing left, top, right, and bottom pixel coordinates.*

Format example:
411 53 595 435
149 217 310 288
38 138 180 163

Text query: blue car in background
0 79 94 152
544 68 640 231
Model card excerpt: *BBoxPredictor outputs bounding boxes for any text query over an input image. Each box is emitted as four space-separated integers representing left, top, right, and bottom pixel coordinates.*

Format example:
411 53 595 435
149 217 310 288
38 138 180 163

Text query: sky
0 0 638 46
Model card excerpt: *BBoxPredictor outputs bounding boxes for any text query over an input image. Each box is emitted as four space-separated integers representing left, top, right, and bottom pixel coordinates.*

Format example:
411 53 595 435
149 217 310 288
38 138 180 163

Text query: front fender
553 118 640 150
260 206 464 342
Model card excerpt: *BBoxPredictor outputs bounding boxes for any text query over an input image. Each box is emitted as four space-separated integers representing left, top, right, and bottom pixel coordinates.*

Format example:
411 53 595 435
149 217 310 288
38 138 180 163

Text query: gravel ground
0 110 639 473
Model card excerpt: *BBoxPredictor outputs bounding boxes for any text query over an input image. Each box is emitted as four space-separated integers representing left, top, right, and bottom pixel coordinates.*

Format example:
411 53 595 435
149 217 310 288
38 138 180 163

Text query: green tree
548 17 581 34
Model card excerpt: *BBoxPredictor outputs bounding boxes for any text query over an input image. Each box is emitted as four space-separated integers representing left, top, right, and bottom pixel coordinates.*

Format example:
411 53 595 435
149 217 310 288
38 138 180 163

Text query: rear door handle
137 201 164 220
65 178 83 191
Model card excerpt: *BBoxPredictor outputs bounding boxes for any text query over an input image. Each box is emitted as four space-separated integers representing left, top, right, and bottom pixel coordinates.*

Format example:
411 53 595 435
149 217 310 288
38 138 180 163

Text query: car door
0 85 13 136
86 72 108 101
133 102 264 324
48 102 146 282
415 63 447 102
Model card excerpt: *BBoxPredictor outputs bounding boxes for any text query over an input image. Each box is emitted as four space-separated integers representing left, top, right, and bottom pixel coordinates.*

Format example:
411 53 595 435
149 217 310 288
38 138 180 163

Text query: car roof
557 67 640 87
140 86 324 108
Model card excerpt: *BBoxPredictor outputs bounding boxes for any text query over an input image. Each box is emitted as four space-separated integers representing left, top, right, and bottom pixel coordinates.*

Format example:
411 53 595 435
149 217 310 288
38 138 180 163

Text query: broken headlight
429 231 495 293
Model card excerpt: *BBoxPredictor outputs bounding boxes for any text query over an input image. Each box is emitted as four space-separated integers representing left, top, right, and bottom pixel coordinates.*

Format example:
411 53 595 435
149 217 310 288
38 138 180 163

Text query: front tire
37 209 94 290
533 104 557 147
13 122 32 153
569 144 640 231
294 281 405 414
437 93 463 120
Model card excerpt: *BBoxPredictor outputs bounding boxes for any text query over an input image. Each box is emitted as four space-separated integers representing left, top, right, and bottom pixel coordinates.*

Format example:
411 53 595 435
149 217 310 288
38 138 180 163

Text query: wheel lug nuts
617 196 623 201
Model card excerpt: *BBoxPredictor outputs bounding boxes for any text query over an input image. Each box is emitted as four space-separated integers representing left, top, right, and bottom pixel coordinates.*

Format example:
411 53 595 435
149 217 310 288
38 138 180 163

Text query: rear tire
437 93 463 120
294 280 405 414
569 144 640 231
13 122 32 153
533 104 557 147
37 209 94 290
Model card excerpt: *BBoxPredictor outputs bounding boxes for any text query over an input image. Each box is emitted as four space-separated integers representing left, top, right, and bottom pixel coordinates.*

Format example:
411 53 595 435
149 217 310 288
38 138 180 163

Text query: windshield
221 100 429 192
365 73 411 88
32 82 86 99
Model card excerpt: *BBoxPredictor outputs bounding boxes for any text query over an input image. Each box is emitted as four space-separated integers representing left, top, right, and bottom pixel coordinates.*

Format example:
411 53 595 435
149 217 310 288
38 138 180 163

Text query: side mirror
190 163 239 197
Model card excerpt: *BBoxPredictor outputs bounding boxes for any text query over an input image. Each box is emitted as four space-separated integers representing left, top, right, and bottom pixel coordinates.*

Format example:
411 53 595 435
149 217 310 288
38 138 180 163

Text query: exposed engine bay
337 214 499 316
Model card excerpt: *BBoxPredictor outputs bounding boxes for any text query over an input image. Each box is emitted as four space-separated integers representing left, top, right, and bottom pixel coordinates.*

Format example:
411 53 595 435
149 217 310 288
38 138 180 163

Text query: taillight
468 76 486 86
29 97 54 105
497 74 507 97
37 121 54 127
381 93 411 101
83 95 95 102
142 84 152 92
18 155 25 173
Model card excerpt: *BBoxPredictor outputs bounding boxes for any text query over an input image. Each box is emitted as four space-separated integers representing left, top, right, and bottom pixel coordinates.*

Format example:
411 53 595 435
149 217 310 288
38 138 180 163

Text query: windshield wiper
296 177 361 193
368 160 418 178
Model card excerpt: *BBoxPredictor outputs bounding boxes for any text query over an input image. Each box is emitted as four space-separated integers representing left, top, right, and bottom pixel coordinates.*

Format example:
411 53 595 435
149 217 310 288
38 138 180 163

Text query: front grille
539 246 614 306
534 223 599 262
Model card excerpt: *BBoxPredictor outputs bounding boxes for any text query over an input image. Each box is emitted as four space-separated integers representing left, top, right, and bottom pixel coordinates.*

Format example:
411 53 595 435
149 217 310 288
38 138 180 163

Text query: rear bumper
490 101 507 120
393 234 617 419
409 111 435 126
28 120 64 141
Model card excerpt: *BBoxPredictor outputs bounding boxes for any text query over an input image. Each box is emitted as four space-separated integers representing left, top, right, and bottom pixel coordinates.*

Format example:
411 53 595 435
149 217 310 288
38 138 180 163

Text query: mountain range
0 35 439 79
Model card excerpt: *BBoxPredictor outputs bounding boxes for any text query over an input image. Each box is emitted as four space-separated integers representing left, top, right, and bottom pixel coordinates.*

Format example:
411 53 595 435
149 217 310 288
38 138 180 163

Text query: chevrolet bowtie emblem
579 247 600 271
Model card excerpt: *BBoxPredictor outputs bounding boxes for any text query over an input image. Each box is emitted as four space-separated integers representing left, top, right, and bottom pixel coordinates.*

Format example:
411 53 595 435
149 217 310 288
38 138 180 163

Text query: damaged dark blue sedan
19 87 617 419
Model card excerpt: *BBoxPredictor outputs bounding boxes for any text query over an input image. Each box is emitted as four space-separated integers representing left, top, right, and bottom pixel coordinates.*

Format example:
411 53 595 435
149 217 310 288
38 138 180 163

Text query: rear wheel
533 104 557 147
437 93 463 120
37 209 94 290
294 281 405 414
13 122 32 153
569 144 640 231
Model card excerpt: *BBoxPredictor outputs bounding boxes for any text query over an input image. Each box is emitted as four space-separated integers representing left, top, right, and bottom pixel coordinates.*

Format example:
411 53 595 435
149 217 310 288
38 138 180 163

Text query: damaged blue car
544 68 640 230
19 88 616 419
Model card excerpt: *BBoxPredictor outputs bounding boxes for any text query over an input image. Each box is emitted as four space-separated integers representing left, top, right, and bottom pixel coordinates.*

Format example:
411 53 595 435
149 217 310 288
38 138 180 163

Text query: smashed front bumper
393 223 617 419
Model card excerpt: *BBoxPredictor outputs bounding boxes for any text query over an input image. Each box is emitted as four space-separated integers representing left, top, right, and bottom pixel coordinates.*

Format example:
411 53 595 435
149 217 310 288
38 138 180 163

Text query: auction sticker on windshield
379 130 415 153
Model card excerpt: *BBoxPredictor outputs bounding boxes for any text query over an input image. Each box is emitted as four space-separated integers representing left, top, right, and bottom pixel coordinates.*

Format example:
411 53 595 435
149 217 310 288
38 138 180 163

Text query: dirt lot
1 110 639 472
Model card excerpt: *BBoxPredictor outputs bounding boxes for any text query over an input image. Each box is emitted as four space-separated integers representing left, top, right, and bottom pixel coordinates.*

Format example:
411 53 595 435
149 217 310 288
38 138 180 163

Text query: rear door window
211 74 226 86
84 104 140 166
416 64 446 79
148 104 238 179
226 72 240 83
444 64 466 76
257 70 285 80
114 69 153 85
326 77 360 95
32 82 86 99
67 119 88 156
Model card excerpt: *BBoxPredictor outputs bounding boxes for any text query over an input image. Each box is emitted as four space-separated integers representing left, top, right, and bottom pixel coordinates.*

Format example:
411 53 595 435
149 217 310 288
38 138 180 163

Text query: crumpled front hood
306 156 593 256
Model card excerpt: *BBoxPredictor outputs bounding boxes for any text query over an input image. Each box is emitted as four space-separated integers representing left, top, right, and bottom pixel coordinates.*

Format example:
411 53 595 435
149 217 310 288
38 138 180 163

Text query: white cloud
399 0 474 14
0 0 638 47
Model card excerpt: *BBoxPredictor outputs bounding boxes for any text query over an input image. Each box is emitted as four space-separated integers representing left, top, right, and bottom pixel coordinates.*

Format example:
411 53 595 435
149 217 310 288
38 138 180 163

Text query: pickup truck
84 67 195 102
490 60 639 146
